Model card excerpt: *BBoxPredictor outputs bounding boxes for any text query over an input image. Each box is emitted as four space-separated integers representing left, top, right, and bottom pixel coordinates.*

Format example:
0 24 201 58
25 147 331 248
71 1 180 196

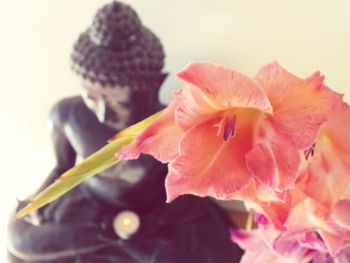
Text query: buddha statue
7 2 243 262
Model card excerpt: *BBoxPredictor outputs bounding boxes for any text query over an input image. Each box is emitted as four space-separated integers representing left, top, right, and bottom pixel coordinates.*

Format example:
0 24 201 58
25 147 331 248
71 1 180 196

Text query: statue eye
118 101 130 107
87 93 98 100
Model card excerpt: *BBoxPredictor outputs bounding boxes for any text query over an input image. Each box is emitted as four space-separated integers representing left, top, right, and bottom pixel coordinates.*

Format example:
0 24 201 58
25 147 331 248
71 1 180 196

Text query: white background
1 0 350 260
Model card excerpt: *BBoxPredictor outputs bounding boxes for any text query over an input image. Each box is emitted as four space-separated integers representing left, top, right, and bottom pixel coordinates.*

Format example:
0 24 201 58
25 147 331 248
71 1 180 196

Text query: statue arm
34 99 77 195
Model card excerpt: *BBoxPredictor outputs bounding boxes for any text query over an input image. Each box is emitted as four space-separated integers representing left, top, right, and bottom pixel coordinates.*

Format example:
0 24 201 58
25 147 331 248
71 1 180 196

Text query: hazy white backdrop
1 0 350 260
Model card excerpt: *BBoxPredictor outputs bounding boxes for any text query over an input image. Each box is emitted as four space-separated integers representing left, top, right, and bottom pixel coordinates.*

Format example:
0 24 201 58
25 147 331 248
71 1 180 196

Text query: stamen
223 114 237 141
304 142 316 160
213 118 225 137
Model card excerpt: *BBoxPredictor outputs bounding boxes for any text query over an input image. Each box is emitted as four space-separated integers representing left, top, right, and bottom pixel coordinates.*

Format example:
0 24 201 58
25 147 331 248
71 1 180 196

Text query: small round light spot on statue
123 218 131 226
113 210 140 240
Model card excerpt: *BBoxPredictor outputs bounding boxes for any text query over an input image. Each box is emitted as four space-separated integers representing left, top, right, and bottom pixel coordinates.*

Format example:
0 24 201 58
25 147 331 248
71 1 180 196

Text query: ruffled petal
175 62 272 130
231 229 266 252
324 102 350 158
318 230 344 257
255 62 340 149
289 198 350 257
232 228 318 263
165 113 257 201
304 102 350 209
333 200 350 230
246 132 301 192
174 85 223 130
118 91 184 162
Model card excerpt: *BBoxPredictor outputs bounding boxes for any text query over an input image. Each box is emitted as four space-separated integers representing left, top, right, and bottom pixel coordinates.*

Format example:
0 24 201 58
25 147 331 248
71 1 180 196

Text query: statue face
82 83 135 130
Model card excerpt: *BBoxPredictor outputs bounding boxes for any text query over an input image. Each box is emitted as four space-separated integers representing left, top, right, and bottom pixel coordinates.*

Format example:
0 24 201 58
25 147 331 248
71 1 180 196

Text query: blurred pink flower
232 201 350 263
118 62 337 203
265 196 350 256
231 226 343 263
290 198 350 256
242 181 350 256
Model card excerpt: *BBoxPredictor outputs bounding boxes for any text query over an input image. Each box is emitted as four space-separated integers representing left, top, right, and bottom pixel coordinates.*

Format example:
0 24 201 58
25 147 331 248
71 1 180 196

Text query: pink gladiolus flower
243 182 350 256
298 198 350 256
118 62 337 203
271 196 350 256
232 200 350 263
231 227 340 263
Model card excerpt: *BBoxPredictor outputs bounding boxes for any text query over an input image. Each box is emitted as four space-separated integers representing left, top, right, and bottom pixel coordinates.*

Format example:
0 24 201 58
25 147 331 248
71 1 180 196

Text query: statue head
71 1 167 129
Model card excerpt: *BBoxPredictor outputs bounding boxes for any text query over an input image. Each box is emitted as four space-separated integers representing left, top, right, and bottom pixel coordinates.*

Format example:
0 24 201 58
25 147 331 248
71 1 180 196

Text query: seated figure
7 2 243 262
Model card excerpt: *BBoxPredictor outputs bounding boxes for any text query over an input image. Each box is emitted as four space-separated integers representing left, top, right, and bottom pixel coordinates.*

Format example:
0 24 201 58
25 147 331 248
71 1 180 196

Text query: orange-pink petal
175 62 272 130
333 200 350 230
255 62 339 150
304 102 350 209
246 135 300 192
118 91 184 162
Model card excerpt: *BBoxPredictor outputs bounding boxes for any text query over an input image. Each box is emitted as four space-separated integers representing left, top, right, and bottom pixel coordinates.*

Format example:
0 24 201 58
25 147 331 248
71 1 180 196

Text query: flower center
214 113 237 141
223 114 237 141
304 142 316 160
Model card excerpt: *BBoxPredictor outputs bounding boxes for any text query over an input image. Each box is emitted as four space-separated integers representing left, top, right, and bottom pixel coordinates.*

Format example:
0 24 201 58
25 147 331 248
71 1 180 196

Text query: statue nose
104 105 117 122
96 101 117 123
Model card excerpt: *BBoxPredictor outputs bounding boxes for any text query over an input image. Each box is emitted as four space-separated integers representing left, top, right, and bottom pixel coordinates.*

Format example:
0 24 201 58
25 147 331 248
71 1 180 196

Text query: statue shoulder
49 96 84 125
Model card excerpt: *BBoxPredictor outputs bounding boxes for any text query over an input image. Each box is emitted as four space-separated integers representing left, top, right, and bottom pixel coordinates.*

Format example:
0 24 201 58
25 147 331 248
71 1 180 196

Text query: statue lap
8 185 243 262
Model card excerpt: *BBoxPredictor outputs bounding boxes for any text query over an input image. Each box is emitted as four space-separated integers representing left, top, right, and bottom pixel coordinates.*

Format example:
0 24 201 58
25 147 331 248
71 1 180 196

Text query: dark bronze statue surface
7 2 243 262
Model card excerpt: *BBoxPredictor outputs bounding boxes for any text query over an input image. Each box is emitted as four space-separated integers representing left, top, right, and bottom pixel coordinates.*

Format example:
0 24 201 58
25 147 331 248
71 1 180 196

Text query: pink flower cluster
119 61 350 262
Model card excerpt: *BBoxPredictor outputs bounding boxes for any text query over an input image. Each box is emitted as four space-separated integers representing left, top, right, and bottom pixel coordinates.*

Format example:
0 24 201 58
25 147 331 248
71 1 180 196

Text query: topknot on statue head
71 1 167 90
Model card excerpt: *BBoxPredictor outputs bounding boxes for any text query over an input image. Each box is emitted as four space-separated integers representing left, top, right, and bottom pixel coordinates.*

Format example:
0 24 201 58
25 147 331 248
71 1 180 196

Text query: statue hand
16 199 43 226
